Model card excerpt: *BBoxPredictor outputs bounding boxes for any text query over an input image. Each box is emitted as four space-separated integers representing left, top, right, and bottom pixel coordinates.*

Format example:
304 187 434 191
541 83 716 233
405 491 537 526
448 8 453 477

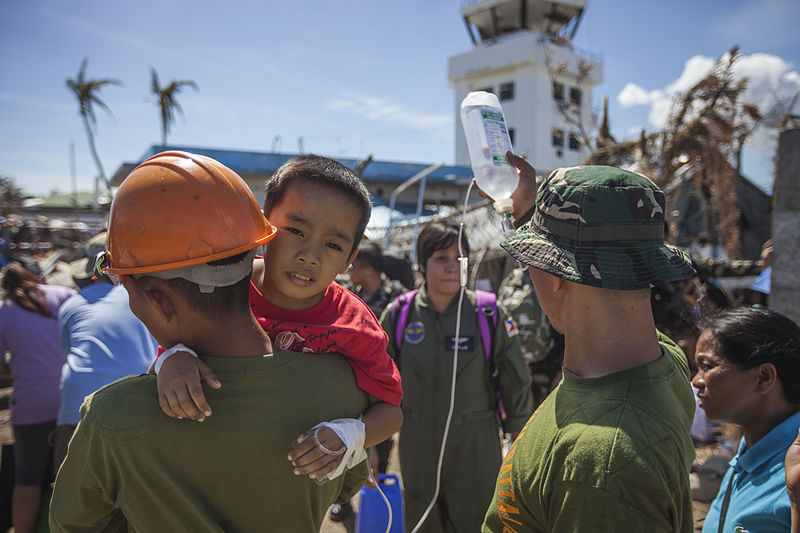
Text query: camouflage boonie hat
500 165 695 290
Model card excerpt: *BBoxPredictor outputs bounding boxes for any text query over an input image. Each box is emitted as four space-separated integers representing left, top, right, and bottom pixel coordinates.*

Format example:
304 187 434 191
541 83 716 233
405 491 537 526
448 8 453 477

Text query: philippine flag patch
504 316 519 337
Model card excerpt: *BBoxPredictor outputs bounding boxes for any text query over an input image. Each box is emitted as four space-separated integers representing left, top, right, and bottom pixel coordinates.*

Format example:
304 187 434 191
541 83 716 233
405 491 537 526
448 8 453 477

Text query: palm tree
150 67 198 146
65 58 122 194
0 174 25 216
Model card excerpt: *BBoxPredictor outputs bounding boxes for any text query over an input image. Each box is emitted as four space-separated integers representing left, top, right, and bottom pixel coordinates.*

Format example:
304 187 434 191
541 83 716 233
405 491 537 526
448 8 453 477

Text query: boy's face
260 178 361 310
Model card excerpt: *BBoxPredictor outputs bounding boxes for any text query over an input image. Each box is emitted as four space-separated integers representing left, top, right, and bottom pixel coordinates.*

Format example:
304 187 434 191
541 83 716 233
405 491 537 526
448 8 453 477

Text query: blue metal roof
123 145 474 186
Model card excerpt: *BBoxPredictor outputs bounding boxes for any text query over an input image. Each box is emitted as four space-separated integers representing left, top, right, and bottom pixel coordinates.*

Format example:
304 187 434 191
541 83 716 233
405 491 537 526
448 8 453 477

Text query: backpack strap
390 289 419 354
475 290 498 363
475 290 505 421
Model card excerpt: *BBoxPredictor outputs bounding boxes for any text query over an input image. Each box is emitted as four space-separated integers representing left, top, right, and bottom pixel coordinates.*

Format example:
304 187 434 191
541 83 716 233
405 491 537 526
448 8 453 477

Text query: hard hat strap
134 249 258 293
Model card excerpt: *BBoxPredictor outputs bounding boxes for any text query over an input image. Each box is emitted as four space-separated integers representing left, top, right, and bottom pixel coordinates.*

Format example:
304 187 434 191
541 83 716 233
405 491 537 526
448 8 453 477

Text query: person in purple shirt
0 262 74 533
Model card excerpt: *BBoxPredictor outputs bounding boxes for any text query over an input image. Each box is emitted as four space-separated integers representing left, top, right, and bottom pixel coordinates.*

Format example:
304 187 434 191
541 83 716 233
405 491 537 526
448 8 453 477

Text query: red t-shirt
249 281 402 406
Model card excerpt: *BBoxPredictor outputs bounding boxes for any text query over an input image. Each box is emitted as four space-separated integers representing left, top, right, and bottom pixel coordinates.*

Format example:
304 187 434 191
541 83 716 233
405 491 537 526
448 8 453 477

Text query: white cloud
665 56 717 94
617 52 800 143
617 83 655 107
326 92 452 133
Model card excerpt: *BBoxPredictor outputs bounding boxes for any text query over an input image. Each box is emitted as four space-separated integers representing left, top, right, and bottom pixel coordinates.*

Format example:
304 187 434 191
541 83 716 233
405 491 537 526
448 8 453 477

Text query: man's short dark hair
416 221 470 270
139 252 252 320
263 155 372 254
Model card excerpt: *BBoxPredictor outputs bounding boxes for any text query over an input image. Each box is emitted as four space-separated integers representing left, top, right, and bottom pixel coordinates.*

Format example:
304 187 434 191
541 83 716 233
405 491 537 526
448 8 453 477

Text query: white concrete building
449 0 603 173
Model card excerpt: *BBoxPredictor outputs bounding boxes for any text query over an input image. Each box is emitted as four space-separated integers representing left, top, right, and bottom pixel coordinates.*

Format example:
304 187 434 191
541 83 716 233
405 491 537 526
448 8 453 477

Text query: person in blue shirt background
692 306 800 533
53 232 157 469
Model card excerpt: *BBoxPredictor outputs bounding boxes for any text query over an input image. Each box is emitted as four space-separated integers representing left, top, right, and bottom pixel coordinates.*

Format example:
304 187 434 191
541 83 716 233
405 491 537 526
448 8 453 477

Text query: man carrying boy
49 151 369 531
482 156 697 532
156 154 403 485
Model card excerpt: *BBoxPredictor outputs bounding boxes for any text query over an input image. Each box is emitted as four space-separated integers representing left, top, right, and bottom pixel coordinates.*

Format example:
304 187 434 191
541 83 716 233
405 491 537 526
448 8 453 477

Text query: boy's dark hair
263 155 372 254
139 252 252 320
354 241 384 273
416 221 470 270
705 306 800 404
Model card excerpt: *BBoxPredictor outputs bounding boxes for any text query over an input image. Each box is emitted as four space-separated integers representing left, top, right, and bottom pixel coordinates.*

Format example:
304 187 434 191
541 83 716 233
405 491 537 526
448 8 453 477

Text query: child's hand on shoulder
157 351 222 422
288 426 346 481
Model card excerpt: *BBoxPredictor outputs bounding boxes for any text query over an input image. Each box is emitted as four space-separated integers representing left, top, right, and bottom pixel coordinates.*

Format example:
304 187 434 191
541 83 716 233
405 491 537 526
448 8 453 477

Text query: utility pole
70 141 78 215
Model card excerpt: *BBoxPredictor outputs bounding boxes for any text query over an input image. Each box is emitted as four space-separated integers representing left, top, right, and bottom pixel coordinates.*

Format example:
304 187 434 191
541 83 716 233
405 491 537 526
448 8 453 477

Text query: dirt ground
0 389 725 533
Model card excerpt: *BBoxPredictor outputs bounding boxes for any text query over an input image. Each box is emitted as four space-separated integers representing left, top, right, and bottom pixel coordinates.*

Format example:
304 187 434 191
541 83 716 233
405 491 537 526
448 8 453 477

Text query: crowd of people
0 149 797 533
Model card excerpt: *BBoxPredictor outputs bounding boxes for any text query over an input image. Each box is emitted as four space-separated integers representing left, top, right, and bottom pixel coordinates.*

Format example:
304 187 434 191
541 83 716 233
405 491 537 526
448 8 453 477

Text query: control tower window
499 82 515 101
570 87 582 107
569 133 580 150
553 82 565 103
552 128 564 147
477 86 493 94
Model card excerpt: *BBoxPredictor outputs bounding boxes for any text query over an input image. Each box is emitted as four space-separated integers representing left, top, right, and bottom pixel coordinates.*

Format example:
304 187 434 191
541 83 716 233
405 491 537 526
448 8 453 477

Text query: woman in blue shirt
692 307 800 533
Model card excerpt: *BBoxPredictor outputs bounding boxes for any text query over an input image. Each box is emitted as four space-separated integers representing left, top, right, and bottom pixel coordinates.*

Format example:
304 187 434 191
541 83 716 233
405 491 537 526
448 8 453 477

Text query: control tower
449 0 603 173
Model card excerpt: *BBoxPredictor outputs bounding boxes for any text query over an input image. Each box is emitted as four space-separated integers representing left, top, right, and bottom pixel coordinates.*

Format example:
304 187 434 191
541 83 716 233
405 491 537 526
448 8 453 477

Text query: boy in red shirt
157 155 402 482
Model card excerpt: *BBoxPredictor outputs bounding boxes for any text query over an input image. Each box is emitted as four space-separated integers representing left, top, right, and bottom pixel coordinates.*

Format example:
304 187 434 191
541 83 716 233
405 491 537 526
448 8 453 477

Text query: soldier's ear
552 276 566 293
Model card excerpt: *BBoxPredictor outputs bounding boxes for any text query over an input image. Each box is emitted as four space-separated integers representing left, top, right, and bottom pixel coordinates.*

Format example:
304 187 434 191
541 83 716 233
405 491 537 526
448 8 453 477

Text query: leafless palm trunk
81 114 111 193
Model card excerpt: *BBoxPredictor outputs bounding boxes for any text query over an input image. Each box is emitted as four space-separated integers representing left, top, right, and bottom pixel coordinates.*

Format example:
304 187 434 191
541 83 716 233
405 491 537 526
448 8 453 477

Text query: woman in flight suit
380 221 533 533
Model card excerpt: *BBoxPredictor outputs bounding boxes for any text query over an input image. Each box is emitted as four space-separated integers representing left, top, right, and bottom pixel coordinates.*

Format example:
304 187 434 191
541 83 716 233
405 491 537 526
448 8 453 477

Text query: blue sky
1 0 798 196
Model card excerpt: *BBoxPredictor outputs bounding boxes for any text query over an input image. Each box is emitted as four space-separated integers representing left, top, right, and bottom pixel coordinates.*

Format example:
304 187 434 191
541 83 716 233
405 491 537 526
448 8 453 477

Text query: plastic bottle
460 91 519 220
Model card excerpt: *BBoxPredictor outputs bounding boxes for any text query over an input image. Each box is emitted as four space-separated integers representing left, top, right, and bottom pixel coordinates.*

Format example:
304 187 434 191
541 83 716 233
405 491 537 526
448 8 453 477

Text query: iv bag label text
481 110 511 166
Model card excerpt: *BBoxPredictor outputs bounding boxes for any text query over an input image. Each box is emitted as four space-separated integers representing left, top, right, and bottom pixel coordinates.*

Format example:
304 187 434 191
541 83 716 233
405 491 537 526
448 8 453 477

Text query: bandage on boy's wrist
154 343 199 375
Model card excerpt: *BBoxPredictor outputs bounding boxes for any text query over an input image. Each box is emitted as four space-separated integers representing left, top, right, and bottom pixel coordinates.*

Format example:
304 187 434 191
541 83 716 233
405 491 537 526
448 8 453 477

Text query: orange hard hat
105 151 276 275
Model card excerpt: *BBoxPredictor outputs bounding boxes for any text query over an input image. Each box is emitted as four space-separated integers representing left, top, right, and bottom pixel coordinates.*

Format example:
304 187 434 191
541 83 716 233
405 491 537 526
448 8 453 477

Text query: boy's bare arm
362 397 403 448
156 351 221 421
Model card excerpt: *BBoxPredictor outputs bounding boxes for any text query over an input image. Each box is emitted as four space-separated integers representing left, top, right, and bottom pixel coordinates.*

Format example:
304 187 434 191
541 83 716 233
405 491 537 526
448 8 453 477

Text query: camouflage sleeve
493 303 534 435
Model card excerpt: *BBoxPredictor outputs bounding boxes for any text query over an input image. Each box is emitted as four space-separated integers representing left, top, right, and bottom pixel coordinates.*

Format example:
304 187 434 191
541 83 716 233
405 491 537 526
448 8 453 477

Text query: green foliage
150 67 198 145
0 175 26 215
66 58 122 132
65 58 122 193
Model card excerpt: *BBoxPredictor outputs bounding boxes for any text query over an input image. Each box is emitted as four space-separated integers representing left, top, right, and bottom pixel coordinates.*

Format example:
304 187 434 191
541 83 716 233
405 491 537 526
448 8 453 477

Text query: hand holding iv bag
460 91 519 217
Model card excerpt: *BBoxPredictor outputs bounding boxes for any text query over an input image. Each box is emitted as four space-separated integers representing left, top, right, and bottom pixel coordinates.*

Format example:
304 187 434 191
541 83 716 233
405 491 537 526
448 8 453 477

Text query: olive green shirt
482 333 695 532
381 285 533 532
50 351 368 533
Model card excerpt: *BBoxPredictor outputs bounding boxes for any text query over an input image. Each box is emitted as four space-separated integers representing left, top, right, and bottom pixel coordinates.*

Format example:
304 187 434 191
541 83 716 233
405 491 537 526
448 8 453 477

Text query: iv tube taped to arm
310 418 367 483
316 420 395 533
411 180 474 533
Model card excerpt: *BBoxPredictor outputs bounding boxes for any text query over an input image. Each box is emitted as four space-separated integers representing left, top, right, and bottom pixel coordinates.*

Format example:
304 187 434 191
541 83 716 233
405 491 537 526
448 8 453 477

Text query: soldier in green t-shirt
481 154 698 533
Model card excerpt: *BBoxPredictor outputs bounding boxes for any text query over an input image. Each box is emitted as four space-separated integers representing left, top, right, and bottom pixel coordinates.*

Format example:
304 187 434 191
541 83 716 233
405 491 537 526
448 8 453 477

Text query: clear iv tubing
410 180 475 533
369 468 393 533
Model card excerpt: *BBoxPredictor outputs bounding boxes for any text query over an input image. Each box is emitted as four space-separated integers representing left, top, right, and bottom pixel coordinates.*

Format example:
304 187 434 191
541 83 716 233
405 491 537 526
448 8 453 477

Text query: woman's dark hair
704 306 800 404
416 221 470 271
1 262 52 318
